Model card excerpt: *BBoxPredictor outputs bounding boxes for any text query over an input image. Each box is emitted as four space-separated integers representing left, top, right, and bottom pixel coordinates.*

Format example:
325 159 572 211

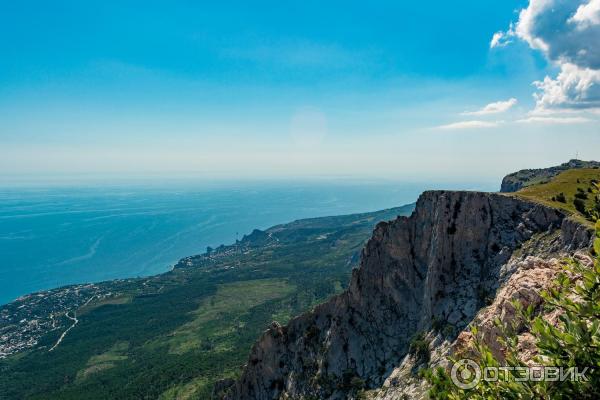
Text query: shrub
555 192 567 203
350 376 366 390
573 198 586 214
423 221 600 399
592 183 600 221
409 332 430 363
574 190 588 200
340 369 366 395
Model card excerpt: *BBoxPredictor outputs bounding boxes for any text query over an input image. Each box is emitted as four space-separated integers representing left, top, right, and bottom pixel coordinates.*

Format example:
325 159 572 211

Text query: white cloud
490 31 508 48
436 120 502 130
490 24 515 48
533 63 600 109
571 0 600 28
493 0 600 111
516 116 592 124
462 98 518 115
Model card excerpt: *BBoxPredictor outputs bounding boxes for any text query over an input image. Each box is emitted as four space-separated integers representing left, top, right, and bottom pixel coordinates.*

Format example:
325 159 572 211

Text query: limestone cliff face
219 191 593 400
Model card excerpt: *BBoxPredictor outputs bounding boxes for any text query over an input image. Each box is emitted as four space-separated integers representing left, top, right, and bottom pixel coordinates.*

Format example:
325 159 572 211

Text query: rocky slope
218 191 594 400
500 159 600 193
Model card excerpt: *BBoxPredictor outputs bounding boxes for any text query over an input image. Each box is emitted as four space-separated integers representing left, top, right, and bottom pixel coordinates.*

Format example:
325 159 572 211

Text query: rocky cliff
218 191 594 400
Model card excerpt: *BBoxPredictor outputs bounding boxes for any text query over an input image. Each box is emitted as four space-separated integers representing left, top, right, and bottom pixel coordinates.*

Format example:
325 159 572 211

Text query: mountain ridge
500 159 600 193
218 190 594 399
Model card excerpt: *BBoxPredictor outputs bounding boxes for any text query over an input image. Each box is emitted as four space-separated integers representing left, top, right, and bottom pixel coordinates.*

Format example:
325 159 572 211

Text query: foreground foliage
424 219 600 399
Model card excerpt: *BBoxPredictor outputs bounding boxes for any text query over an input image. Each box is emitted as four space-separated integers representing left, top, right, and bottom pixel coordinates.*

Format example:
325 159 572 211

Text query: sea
0 179 497 305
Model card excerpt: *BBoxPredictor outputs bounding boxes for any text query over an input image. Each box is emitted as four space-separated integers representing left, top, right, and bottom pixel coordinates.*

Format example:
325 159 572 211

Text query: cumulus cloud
436 120 502 130
493 0 600 111
571 0 600 28
533 63 600 109
462 98 518 115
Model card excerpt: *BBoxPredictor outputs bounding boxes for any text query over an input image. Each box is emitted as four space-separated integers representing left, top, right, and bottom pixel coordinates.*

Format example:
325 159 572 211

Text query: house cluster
0 284 107 358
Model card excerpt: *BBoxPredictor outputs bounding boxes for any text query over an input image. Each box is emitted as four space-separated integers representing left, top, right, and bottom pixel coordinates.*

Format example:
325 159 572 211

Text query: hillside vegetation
0 205 413 400
500 159 600 193
512 168 600 226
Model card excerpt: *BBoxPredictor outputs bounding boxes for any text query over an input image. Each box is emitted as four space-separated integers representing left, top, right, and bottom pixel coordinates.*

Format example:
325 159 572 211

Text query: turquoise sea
0 180 496 304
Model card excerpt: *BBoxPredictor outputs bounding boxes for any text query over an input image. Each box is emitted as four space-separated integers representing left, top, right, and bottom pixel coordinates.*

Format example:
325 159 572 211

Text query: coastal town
1 283 117 358
0 228 280 360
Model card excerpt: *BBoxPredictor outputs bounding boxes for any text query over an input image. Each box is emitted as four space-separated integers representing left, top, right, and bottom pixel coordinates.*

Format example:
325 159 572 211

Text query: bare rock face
463 256 561 360
220 191 593 400
454 251 595 363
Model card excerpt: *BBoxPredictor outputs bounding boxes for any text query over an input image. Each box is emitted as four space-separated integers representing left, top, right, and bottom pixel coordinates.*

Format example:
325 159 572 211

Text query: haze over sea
0 179 496 305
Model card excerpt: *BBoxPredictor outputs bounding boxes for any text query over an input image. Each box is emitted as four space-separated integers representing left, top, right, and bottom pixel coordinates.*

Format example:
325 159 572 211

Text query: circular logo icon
450 359 481 389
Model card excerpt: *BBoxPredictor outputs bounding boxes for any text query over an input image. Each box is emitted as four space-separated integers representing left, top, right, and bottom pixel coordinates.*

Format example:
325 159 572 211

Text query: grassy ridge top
512 168 600 226
500 159 600 193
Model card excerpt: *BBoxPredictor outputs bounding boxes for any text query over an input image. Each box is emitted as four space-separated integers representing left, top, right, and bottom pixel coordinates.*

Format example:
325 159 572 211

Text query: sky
1 0 599 183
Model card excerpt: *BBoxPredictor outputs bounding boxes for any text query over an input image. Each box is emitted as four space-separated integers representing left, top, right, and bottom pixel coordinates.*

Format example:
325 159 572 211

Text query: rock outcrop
220 191 593 400
449 251 594 366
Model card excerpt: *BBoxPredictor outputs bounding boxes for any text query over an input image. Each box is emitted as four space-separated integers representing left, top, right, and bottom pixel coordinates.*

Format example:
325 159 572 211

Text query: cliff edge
218 191 593 399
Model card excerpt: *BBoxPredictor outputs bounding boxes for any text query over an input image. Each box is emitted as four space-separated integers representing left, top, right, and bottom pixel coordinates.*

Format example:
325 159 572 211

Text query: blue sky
1 0 599 182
